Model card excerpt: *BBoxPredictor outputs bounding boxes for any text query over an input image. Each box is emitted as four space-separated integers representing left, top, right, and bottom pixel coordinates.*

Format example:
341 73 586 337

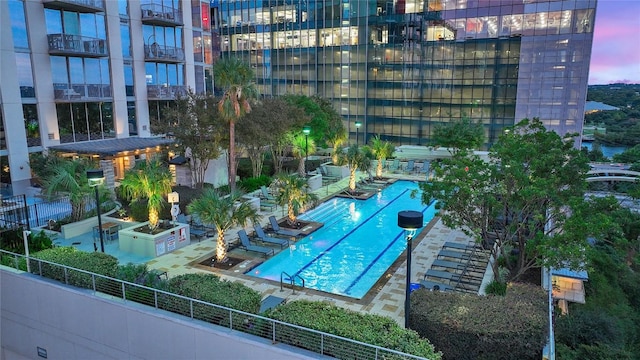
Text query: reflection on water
582 142 627 159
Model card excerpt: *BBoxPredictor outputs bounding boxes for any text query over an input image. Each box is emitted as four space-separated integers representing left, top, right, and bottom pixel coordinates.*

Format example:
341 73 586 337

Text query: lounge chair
437 249 472 261
260 185 276 202
238 230 274 258
268 216 301 237
254 223 289 249
404 160 416 173
423 269 461 283
387 159 400 173
420 279 455 292
319 165 341 184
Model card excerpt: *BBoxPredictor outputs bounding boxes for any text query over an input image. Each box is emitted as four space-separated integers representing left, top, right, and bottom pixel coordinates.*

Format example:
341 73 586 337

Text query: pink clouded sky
589 0 640 84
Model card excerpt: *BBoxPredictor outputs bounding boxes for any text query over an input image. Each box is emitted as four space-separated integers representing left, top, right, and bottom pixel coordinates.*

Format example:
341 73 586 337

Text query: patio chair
319 165 341 184
387 159 400 173
238 230 274 258
404 160 416 173
268 216 301 237
420 279 455 292
260 185 276 201
254 223 289 248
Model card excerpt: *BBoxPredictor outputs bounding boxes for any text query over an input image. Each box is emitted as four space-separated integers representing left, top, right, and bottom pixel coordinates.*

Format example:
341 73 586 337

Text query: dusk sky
589 0 640 84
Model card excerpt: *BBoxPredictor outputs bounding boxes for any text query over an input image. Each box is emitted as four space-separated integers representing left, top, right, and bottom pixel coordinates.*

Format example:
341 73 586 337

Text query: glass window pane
202 3 210 30
23 104 41 147
50 57 69 84
80 13 97 38
121 24 131 57
69 58 84 84
57 103 74 143
145 62 156 84
45 9 62 34
9 0 28 48
102 102 114 138
72 103 88 141
16 53 35 98
168 64 177 85
118 0 128 16
124 65 134 96
63 11 80 35
192 0 201 28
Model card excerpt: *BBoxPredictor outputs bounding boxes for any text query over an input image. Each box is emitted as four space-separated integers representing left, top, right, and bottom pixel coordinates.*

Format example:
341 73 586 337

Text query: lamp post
87 169 105 253
355 121 362 146
302 125 311 174
398 210 423 328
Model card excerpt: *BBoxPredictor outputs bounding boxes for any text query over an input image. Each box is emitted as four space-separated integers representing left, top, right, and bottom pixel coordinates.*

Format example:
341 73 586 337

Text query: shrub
264 300 442 359
484 280 507 296
555 307 624 351
237 175 272 193
117 263 165 306
162 273 261 327
31 247 119 290
410 282 547 360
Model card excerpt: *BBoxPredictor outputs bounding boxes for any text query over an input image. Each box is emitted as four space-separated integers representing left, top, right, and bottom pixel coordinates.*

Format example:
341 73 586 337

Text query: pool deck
52 170 493 326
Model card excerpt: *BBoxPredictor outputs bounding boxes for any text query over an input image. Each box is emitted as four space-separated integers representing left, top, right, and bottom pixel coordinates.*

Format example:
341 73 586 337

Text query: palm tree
272 173 319 226
42 158 98 222
369 135 395 178
336 145 373 192
290 132 317 177
119 157 173 231
187 189 260 263
214 57 259 193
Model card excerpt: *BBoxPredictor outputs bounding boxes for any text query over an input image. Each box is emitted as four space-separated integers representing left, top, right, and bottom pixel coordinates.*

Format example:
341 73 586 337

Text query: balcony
53 83 112 101
43 0 104 13
144 44 185 63
48 34 108 57
147 85 187 100
141 4 183 26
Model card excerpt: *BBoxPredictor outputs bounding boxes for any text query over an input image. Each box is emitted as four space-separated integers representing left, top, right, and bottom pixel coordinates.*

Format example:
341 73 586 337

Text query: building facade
0 0 214 195
214 0 596 145
0 0 596 195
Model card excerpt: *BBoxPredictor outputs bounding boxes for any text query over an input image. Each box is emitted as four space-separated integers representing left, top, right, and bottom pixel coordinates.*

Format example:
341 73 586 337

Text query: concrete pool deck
137 171 493 326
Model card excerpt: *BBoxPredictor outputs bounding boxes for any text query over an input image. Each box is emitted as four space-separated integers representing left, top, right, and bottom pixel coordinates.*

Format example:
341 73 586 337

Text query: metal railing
0 250 428 360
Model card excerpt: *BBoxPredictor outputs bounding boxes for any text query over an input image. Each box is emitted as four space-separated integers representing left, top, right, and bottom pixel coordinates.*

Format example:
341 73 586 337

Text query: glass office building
0 0 596 194
213 0 596 145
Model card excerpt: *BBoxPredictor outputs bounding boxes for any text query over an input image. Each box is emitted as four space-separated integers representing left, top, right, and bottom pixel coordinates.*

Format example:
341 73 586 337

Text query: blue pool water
246 181 436 299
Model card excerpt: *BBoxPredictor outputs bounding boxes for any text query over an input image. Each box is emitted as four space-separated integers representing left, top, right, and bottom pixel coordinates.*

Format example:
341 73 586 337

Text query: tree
237 98 309 177
214 57 259 192
41 157 99 222
162 90 226 188
432 116 485 152
271 173 318 226
336 145 374 192
119 157 173 231
283 95 347 150
369 135 395 178
419 118 610 280
290 132 317 177
186 189 260 262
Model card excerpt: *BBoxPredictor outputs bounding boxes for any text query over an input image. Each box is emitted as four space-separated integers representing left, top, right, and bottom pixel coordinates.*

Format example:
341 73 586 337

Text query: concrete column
0 0 31 195
104 0 130 138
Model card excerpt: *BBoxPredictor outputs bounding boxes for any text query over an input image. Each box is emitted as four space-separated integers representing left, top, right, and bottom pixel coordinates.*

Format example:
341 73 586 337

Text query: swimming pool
246 181 436 299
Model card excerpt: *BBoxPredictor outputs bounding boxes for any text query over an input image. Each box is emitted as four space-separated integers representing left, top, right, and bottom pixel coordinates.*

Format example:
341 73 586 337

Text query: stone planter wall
323 164 349 179
307 173 322 191
119 221 190 257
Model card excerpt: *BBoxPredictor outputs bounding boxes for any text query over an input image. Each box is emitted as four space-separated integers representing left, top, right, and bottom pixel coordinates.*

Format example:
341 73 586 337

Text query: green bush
117 263 166 306
237 175 272 193
264 300 442 359
410 282 547 360
555 308 624 351
31 247 119 290
484 280 507 296
162 273 261 327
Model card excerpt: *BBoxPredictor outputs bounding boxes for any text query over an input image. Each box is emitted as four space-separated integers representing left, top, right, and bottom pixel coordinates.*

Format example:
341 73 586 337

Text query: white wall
1 269 322 360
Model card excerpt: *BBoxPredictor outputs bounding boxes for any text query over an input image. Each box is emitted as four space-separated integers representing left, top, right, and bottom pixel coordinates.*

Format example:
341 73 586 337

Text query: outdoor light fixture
168 191 180 224
398 210 423 328
87 169 105 253
355 121 362 146
302 126 311 173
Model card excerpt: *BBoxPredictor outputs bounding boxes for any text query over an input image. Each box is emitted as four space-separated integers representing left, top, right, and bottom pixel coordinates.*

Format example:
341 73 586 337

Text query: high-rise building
0 0 597 195
214 0 596 145
1 0 214 194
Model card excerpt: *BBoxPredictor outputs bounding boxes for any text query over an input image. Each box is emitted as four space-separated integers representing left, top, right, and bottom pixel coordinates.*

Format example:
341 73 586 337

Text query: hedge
31 247 119 292
161 273 261 327
264 300 442 360
410 282 548 360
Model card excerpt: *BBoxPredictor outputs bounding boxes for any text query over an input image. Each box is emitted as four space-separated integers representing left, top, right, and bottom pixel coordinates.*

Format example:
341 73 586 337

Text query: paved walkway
140 170 493 325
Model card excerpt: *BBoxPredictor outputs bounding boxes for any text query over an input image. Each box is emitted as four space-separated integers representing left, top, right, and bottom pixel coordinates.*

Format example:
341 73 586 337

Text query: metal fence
0 249 428 360
0 194 102 230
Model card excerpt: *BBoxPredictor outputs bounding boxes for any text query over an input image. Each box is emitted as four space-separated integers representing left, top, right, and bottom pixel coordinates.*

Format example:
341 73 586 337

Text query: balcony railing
48 34 108 57
43 0 104 13
147 85 187 100
0 249 425 360
141 4 183 26
53 83 112 101
144 44 185 62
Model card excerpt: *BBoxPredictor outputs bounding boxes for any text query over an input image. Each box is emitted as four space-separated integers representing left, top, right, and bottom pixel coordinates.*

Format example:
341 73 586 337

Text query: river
581 142 628 159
